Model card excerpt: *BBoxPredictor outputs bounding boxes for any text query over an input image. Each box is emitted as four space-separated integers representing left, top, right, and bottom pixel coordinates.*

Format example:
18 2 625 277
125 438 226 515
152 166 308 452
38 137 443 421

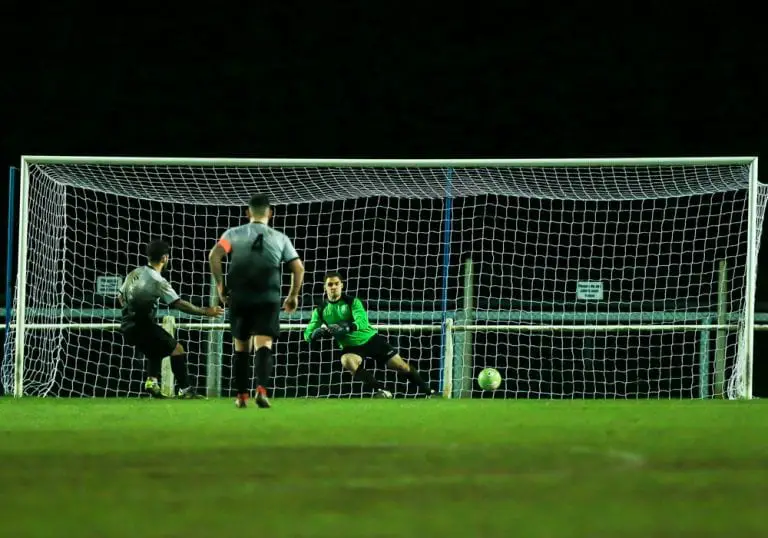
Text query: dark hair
146 239 170 264
249 193 271 215
324 271 343 282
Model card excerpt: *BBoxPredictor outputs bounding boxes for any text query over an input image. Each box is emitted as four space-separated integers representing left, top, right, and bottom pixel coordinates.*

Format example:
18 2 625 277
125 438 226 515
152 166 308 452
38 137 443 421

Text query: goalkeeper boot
144 377 166 399
255 386 271 409
373 388 393 399
235 393 249 408
178 387 206 400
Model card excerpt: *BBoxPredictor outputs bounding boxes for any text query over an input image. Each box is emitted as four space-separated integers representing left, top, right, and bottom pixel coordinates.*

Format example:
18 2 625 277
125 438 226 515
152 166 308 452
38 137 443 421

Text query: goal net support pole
4 156 763 400
205 277 224 398
715 259 728 397
160 316 176 397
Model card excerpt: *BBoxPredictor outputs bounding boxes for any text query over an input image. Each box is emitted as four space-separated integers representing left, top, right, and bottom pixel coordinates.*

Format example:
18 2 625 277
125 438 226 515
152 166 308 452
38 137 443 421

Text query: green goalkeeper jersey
303 294 377 348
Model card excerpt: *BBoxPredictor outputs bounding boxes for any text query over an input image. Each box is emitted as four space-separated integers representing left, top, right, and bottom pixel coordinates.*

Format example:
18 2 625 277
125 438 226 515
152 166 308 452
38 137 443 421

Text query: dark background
0 6 764 397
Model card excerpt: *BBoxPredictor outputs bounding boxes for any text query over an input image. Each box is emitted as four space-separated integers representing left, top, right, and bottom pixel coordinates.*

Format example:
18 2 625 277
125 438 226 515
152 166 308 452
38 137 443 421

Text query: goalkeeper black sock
404 367 432 393
353 367 383 391
170 355 189 389
254 347 273 391
233 351 251 395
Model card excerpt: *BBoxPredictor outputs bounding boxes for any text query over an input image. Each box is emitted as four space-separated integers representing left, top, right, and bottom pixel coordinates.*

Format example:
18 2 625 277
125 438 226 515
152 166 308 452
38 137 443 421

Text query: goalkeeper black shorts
343 334 398 366
122 323 177 361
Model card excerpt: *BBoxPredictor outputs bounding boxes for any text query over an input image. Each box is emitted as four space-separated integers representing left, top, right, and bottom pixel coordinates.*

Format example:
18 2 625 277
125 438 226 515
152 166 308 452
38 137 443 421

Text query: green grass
1 398 767 537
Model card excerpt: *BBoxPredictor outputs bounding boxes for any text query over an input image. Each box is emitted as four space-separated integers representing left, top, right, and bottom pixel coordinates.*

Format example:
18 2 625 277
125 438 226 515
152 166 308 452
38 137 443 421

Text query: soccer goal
2 156 764 400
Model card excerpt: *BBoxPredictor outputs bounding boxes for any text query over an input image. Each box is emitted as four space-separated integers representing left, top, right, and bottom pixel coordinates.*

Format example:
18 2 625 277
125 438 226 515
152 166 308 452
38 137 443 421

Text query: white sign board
576 281 604 301
96 276 123 297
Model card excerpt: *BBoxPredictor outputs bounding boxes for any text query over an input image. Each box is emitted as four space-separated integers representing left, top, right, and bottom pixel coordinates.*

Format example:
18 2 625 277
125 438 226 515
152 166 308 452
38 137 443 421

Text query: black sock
404 368 432 393
147 356 162 380
255 347 273 390
353 367 383 391
170 355 189 389
233 351 251 395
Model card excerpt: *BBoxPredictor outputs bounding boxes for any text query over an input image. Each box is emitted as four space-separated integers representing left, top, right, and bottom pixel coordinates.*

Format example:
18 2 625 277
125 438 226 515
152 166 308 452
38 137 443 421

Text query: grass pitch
1 397 766 537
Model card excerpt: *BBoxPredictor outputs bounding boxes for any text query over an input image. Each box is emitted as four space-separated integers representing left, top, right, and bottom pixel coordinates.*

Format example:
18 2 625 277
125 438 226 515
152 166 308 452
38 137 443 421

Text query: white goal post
2 156 763 400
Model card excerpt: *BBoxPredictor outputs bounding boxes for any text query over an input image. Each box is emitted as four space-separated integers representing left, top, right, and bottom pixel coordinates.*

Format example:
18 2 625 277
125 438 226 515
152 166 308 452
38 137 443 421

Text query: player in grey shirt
119 239 224 398
209 194 305 409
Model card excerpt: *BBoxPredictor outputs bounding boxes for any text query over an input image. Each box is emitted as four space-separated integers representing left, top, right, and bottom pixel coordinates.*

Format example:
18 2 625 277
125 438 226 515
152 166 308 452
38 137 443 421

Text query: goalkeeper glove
310 327 330 341
328 321 355 338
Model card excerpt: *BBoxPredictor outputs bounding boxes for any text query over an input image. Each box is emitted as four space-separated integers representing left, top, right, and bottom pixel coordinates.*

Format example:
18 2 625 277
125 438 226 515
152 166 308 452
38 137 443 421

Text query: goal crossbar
20 155 757 168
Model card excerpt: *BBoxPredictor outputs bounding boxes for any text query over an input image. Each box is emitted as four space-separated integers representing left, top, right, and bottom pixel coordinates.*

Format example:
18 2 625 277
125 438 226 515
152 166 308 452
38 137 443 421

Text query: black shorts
122 323 177 361
229 301 281 341
342 334 398 366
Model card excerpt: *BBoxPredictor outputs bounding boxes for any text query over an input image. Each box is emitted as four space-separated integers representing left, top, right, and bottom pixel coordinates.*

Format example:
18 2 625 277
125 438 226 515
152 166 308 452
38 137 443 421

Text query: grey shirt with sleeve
118 265 180 329
218 222 299 304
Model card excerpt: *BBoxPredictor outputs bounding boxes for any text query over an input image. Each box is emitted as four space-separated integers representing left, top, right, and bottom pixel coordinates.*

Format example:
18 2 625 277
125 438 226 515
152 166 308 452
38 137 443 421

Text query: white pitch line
570 445 646 467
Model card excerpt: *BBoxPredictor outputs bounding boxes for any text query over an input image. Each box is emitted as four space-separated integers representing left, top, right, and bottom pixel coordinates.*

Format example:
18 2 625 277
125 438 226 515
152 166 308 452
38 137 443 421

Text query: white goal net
2 157 764 399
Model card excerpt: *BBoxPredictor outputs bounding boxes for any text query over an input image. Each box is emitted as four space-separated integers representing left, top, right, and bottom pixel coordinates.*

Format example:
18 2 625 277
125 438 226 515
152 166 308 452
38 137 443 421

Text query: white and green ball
477 368 502 391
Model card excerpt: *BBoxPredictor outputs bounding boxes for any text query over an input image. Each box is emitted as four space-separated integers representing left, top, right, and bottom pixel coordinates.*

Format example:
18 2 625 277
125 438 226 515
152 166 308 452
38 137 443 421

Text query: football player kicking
119 239 224 398
304 271 435 398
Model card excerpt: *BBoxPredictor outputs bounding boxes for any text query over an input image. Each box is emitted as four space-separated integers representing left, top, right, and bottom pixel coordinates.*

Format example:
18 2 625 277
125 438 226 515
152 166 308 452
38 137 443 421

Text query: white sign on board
576 281 604 301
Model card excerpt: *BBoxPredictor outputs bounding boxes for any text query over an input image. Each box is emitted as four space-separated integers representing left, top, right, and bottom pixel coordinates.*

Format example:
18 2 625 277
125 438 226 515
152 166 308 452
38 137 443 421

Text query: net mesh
2 160 764 399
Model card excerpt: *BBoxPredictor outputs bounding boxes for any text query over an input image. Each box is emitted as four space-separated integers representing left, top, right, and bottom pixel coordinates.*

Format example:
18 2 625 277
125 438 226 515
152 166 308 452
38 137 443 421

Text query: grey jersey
118 265 180 327
219 222 299 303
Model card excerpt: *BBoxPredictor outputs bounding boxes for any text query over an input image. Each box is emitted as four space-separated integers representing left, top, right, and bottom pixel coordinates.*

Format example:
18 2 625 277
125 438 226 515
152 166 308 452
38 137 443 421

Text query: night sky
1 6 764 394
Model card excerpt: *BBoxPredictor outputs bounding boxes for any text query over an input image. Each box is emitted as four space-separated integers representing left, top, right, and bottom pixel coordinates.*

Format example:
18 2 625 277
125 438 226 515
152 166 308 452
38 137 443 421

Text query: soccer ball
477 367 502 391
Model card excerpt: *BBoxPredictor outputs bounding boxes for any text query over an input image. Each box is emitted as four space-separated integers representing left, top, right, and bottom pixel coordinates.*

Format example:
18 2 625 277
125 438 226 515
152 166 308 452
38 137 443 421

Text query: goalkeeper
304 271 435 398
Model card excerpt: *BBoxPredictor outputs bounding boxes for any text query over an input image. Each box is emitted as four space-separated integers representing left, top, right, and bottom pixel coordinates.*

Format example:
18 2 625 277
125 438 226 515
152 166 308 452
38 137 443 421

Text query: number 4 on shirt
251 234 263 252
